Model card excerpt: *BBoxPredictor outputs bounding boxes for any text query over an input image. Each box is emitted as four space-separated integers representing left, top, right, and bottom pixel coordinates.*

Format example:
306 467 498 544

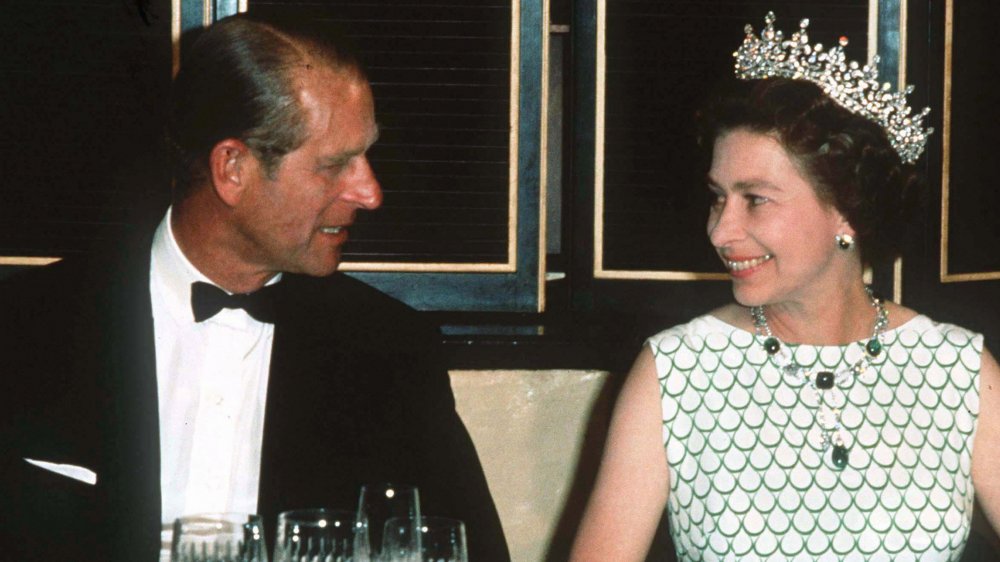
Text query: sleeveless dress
649 314 983 562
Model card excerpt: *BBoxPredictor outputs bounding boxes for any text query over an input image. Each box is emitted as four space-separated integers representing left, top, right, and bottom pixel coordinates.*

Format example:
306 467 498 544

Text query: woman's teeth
727 254 772 271
321 227 344 234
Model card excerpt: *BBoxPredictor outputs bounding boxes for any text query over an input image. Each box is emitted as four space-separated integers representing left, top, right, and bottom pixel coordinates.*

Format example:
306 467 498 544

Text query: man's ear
208 139 256 207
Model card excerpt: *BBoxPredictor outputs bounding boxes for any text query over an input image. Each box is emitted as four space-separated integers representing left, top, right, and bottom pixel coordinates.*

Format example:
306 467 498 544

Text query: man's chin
310 262 342 278
292 253 342 278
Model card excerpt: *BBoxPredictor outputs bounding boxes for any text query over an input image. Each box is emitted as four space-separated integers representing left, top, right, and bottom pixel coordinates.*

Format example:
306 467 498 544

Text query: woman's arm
569 347 670 562
972 347 1000 533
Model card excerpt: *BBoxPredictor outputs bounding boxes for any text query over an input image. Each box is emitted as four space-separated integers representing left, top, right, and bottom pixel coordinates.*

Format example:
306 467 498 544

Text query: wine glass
382 516 467 562
274 508 360 562
171 512 268 562
355 483 420 561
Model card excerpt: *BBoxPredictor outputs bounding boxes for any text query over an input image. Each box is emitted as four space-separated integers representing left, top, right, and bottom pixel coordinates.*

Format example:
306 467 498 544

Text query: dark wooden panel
600 0 871 272
901 0 1000 355
946 0 1000 274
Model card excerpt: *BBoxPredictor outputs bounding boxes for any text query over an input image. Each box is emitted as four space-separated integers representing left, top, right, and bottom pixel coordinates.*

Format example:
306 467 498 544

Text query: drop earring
835 233 855 250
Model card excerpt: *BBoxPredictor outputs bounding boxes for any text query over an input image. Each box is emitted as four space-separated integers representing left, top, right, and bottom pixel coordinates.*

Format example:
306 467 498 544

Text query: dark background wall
0 0 172 257
1 0 995 353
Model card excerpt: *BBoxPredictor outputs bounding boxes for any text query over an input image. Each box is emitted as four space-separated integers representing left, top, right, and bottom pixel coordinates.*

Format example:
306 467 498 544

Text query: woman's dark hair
696 78 923 267
167 14 364 198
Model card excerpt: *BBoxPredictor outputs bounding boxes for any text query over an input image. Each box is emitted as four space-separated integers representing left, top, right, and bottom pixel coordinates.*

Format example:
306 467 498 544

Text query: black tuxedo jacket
0 224 509 561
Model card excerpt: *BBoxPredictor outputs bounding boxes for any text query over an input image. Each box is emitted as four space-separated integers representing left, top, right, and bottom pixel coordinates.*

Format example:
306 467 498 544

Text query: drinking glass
171 512 268 562
274 508 360 562
380 517 419 562
355 483 420 561
382 517 467 562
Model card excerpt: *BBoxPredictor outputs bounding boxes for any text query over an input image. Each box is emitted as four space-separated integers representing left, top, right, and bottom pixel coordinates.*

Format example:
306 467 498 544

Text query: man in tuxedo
0 14 509 561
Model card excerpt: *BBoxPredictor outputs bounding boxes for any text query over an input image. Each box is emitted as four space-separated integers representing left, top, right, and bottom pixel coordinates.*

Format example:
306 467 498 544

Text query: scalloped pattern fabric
649 314 983 562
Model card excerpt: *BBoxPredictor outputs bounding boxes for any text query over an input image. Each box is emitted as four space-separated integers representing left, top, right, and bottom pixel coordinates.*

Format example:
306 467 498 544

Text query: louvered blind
250 0 514 265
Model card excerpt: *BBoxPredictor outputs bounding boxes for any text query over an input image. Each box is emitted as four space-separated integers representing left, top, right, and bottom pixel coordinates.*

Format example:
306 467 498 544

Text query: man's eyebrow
319 154 351 166
319 126 380 166
356 124 380 154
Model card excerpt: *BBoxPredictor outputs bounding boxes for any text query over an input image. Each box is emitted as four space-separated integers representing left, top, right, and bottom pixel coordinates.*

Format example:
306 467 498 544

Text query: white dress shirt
149 208 278 560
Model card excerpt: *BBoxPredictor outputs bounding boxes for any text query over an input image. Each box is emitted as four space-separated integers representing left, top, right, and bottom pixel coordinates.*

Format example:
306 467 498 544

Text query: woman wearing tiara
570 13 1000 562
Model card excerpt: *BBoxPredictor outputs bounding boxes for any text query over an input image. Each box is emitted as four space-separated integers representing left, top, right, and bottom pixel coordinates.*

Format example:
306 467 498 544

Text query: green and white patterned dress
650 314 983 562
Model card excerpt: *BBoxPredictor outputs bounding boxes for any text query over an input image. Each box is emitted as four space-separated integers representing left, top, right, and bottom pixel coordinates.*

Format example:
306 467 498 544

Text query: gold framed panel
340 0 525 274
593 0 893 286
536 0 551 311
939 0 1000 283
591 0 766 281
865 1 906 302
3 2 541 283
172 0 182 77
0 257 61 266
892 0 906 303
170 0 528 275
589 0 722 281
867 0 878 61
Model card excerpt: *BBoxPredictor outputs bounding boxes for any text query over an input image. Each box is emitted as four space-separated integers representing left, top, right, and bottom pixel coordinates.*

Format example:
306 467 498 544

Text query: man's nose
343 156 382 210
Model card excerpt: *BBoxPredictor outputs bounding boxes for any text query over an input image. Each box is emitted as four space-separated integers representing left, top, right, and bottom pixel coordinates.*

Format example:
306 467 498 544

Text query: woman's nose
707 201 743 248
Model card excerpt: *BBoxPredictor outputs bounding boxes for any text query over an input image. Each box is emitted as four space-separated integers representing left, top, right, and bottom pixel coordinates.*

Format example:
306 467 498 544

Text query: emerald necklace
750 286 888 470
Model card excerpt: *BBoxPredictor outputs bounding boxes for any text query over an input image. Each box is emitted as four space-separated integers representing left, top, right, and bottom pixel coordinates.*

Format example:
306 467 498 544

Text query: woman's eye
707 191 725 208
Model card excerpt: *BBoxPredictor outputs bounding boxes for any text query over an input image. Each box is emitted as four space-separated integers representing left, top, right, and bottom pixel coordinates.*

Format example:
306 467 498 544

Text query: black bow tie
190 281 278 323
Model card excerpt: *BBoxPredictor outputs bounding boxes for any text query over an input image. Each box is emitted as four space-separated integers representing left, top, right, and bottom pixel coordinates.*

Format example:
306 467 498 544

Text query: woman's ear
832 207 856 239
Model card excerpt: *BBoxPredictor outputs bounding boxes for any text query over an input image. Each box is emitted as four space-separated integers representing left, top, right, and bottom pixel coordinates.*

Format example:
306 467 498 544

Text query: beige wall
449 370 615 562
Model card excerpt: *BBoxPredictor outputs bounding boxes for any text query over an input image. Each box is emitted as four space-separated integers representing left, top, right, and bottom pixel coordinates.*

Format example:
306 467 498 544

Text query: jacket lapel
256 273 416 534
257 276 308 521
98 225 163 560
256 274 368 525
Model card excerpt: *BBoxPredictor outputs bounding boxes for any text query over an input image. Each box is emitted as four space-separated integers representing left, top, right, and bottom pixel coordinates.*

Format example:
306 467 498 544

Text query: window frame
186 0 548 312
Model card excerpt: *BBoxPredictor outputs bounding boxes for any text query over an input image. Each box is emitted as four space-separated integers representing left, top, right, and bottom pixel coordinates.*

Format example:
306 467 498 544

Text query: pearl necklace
750 286 888 470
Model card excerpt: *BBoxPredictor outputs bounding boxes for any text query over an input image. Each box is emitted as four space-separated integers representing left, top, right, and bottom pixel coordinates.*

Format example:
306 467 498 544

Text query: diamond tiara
734 12 932 164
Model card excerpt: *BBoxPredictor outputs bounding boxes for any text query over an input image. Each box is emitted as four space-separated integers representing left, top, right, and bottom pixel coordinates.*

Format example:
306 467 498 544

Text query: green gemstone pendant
763 337 781 355
816 371 834 389
865 338 882 357
832 445 849 469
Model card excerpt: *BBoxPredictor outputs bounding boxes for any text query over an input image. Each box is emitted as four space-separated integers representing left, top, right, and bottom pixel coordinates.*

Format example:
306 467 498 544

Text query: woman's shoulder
884 301 919 329
885 301 983 349
646 304 753 349
708 302 755 331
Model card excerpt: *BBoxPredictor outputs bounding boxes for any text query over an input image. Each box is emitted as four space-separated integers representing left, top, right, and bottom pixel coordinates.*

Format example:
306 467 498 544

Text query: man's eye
323 162 347 175
746 194 768 206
